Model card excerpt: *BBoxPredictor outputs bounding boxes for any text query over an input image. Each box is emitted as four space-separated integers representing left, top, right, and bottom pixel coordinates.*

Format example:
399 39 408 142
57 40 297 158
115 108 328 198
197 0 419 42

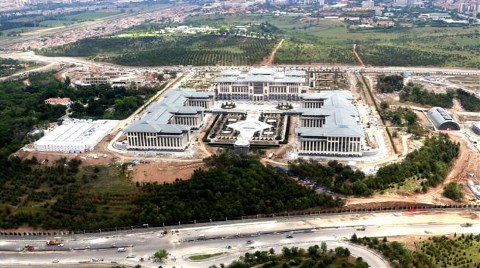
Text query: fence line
0 204 478 238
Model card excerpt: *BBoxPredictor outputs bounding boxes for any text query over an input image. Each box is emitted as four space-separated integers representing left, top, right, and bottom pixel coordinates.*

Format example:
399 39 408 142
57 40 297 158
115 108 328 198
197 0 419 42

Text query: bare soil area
129 160 204 183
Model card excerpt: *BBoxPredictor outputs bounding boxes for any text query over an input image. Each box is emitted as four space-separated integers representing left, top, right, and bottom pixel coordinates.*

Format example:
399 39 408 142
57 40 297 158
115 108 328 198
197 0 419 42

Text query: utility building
427 107 460 130
124 89 214 151
35 119 118 153
296 91 364 156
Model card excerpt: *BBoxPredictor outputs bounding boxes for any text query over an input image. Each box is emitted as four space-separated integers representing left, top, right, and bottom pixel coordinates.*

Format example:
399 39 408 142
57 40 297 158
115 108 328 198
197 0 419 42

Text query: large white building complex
296 91 365 156
35 119 118 153
123 89 214 151
215 68 307 101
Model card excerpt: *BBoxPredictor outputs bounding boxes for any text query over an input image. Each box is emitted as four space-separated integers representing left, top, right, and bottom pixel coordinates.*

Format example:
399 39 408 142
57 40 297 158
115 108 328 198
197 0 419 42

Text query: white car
52 259 59 263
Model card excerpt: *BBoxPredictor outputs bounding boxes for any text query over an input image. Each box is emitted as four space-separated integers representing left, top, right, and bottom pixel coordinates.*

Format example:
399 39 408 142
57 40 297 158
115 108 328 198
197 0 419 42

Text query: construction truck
46 238 63 246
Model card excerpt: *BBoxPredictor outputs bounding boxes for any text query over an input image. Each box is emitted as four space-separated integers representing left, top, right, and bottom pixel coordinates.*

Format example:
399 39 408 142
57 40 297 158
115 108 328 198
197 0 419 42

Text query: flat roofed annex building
296 91 364 156
35 119 118 153
44 97 72 106
124 89 214 151
427 107 460 130
215 68 307 101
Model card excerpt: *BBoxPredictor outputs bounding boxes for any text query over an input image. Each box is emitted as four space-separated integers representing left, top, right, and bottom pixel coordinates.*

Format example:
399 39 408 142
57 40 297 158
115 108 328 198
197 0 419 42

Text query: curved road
0 210 479 267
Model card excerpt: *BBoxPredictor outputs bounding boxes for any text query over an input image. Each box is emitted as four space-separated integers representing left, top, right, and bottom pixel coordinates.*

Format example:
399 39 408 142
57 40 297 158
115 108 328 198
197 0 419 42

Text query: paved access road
0 210 479 268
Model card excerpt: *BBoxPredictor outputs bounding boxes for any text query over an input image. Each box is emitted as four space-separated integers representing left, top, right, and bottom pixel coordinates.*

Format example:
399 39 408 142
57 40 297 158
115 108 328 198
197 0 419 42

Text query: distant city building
35 119 118 153
427 107 460 130
44 97 72 106
296 91 364 156
393 0 422 7
362 0 375 9
215 68 307 101
419 13 451 20
124 89 214 152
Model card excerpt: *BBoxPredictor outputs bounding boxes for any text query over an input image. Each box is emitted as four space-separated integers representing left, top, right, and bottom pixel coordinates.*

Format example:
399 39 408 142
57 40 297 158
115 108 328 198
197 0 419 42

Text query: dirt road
353 44 365 67
261 39 285 66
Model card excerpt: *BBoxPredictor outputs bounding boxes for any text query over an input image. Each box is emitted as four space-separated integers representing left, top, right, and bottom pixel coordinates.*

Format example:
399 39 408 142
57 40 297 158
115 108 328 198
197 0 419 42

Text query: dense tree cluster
377 74 404 93
66 84 163 119
399 83 454 108
0 73 67 157
214 245 368 268
369 134 459 192
352 235 436 268
442 182 464 201
40 34 277 66
381 107 426 138
134 152 344 224
289 134 459 195
289 160 368 196
456 89 480 112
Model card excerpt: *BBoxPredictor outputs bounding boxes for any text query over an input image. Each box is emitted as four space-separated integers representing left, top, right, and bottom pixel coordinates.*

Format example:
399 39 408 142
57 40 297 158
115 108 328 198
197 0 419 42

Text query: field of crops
39 12 480 67
41 34 277 66
186 14 480 68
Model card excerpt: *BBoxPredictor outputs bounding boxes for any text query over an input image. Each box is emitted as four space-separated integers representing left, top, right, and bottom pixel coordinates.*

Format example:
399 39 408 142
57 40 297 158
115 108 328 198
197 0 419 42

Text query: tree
380 101 390 110
351 233 358 243
443 182 464 201
153 249 169 262
321 241 327 253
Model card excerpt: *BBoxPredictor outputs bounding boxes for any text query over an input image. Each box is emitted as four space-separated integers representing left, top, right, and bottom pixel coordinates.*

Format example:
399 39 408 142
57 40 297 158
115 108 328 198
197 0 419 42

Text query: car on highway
246 240 253 244
117 247 127 252
126 255 136 258
52 259 59 263
286 234 293 238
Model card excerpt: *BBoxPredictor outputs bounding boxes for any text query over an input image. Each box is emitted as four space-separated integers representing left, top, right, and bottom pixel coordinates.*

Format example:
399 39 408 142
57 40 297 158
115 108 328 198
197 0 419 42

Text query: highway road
0 210 479 268
2 51 480 80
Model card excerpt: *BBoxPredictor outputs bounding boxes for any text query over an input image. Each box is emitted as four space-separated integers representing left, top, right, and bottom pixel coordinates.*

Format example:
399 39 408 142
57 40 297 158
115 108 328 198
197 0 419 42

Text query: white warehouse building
35 119 119 153
296 91 364 156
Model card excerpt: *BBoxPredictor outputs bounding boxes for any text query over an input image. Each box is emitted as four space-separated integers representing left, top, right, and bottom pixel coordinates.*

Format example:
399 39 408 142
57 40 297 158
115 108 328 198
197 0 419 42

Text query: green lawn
188 252 225 261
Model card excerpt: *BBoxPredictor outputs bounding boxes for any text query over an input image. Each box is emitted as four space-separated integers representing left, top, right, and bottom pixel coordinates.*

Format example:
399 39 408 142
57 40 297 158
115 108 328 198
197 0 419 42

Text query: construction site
16 65 480 208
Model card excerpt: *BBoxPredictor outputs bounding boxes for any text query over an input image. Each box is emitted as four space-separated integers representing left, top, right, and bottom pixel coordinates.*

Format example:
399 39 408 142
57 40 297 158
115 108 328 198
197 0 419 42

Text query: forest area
0 152 344 230
289 134 460 196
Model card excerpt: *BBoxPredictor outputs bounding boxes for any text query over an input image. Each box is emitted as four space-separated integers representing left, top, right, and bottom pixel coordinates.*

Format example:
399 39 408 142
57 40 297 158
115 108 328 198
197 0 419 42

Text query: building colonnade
299 137 362 155
127 131 190 151
300 118 326 128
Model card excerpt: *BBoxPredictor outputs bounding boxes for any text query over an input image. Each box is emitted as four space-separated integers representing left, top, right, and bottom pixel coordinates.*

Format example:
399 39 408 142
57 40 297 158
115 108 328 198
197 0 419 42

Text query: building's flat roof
35 119 118 148
297 124 364 138
300 90 353 100
297 90 364 138
215 68 306 84
124 89 213 133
